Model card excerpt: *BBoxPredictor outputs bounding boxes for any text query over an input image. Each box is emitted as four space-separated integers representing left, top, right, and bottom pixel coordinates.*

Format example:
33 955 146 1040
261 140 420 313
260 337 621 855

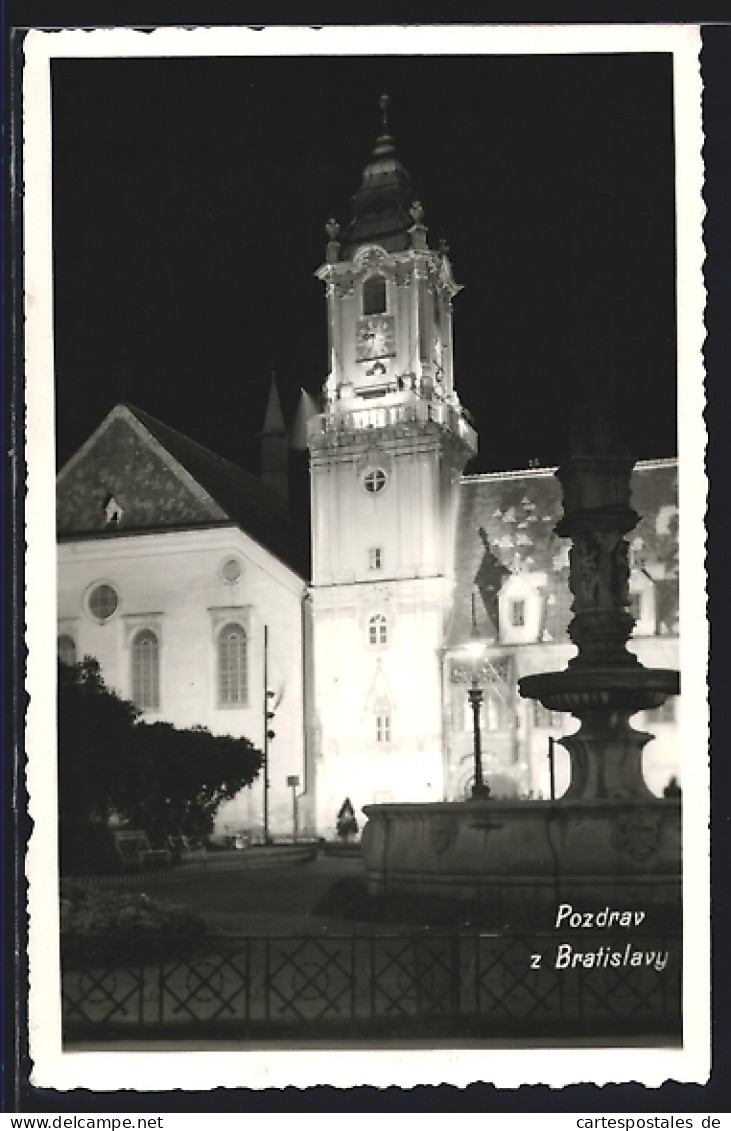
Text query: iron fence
63 843 319 890
62 930 681 1042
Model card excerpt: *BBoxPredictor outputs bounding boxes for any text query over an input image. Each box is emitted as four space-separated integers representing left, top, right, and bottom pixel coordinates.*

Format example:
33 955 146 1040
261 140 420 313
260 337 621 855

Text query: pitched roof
56 403 305 577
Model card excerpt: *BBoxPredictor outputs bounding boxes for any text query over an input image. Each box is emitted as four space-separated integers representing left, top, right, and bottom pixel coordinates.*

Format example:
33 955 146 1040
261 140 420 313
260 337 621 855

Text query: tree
58 659 264 872
116 721 263 842
58 658 140 871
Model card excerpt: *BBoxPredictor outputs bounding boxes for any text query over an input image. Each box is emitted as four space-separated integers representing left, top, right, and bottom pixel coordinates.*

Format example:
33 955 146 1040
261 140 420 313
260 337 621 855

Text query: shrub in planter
60 883 206 967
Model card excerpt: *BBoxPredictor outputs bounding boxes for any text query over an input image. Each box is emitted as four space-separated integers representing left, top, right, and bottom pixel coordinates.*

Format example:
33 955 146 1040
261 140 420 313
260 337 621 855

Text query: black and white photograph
23 24 707 1091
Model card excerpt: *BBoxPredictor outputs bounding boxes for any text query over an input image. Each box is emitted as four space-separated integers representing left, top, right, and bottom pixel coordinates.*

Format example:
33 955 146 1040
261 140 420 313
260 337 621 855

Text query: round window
88 583 119 622
221 557 243 583
363 468 387 494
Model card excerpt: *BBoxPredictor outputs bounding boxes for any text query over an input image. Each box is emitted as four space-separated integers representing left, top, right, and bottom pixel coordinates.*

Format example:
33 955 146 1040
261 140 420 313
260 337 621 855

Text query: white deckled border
24 23 707 1092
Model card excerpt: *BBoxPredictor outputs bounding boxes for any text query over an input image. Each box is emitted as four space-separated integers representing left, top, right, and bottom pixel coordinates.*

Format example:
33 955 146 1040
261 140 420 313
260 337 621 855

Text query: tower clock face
356 315 396 361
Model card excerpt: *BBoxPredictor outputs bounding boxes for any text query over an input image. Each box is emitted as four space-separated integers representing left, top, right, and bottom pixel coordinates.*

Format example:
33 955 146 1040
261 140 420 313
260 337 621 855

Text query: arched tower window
368 614 388 647
57 634 77 667
362 274 387 315
218 623 248 706
433 287 442 327
131 629 159 709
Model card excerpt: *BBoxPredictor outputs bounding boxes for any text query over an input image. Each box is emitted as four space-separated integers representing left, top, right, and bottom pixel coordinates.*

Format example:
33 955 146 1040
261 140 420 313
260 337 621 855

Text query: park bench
112 829 171 871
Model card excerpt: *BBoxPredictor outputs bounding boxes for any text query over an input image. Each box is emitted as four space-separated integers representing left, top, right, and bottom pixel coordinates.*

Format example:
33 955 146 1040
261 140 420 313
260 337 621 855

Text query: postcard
23 23 708 1092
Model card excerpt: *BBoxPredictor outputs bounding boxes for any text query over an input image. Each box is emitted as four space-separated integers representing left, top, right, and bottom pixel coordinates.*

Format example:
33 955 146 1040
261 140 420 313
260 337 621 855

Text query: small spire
262 371 286 436
372 92 396 159
409 200 424 226
379 93 390 132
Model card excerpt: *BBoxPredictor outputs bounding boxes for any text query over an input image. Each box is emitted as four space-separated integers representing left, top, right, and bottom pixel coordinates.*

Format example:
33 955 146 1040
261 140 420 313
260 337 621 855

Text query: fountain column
519 401 679 800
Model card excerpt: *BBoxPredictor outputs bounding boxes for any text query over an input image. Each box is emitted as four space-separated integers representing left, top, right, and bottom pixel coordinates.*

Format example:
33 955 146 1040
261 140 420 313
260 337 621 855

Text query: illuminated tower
307 96 478 831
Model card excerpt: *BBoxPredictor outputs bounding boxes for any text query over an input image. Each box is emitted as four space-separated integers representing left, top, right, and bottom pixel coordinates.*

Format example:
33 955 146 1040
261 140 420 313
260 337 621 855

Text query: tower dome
339 95 420 258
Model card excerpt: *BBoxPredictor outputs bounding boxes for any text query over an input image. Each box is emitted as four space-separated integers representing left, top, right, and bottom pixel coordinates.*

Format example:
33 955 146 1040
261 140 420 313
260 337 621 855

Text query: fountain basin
520 666 680 715
361 799 680 926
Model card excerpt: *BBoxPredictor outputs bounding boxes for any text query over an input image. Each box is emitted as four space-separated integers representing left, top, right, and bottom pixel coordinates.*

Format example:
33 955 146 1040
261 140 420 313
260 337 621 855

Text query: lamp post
287 774 300 842
466 592 491 801
263 625 277 845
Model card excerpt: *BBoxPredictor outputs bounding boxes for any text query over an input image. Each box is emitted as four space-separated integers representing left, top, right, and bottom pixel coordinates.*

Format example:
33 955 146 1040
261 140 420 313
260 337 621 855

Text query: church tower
308 96 478 832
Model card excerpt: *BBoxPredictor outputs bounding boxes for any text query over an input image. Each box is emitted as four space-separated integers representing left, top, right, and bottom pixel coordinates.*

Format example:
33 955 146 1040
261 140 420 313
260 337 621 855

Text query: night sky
51 51 677 476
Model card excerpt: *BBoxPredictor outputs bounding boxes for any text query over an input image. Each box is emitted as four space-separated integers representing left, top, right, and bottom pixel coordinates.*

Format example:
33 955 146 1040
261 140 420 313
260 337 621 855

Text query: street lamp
286 774 300 842
263 625 277 845
466 591 491 801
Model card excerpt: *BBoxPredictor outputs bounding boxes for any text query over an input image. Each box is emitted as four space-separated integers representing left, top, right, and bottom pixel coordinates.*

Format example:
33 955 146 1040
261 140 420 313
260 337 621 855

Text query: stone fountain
361 398 680 923
519 399 679 803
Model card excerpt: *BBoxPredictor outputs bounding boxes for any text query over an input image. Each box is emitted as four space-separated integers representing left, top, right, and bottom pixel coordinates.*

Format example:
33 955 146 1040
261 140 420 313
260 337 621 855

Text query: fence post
451 935 461 1016
475 935 481 1016
264 937 270 1025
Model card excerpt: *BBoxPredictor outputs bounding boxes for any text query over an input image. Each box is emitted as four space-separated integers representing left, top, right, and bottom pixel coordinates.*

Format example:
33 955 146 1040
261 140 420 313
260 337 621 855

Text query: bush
60 882 206 967
59 821 121 877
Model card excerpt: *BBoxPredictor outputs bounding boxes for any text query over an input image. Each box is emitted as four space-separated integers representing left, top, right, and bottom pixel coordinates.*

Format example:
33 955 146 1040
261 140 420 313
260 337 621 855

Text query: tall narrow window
218 622 248 705
484 690 502 731
433 287 442 328
376 714 391 743
363 274 387 315
510 599 526 627
368 547 382 570
57 634 77 667
131 629 159 709
368 614 388 646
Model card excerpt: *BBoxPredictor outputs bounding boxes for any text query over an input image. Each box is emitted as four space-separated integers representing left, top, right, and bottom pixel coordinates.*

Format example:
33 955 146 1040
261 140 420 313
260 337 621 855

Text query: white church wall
57 525 307 838
311 578 447 837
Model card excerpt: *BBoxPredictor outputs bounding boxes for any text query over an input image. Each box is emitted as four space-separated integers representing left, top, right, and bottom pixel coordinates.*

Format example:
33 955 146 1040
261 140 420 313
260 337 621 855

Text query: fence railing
64 843 319 889
62 930 681 1042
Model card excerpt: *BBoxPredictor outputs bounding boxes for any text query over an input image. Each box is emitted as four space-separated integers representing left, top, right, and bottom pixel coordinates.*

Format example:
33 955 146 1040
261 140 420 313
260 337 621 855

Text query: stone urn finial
325 217 341 263
410 200 424 225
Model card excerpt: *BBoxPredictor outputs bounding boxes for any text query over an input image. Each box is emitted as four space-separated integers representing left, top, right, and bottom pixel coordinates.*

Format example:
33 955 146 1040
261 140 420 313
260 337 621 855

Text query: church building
56 98 679 839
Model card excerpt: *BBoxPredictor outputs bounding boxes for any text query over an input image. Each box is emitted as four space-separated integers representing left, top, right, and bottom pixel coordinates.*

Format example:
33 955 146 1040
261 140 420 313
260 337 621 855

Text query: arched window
218 623 248 706
131 629 159 709
433 287 442 327
368 614 388 647
362 274 387 315
57 634 77 667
